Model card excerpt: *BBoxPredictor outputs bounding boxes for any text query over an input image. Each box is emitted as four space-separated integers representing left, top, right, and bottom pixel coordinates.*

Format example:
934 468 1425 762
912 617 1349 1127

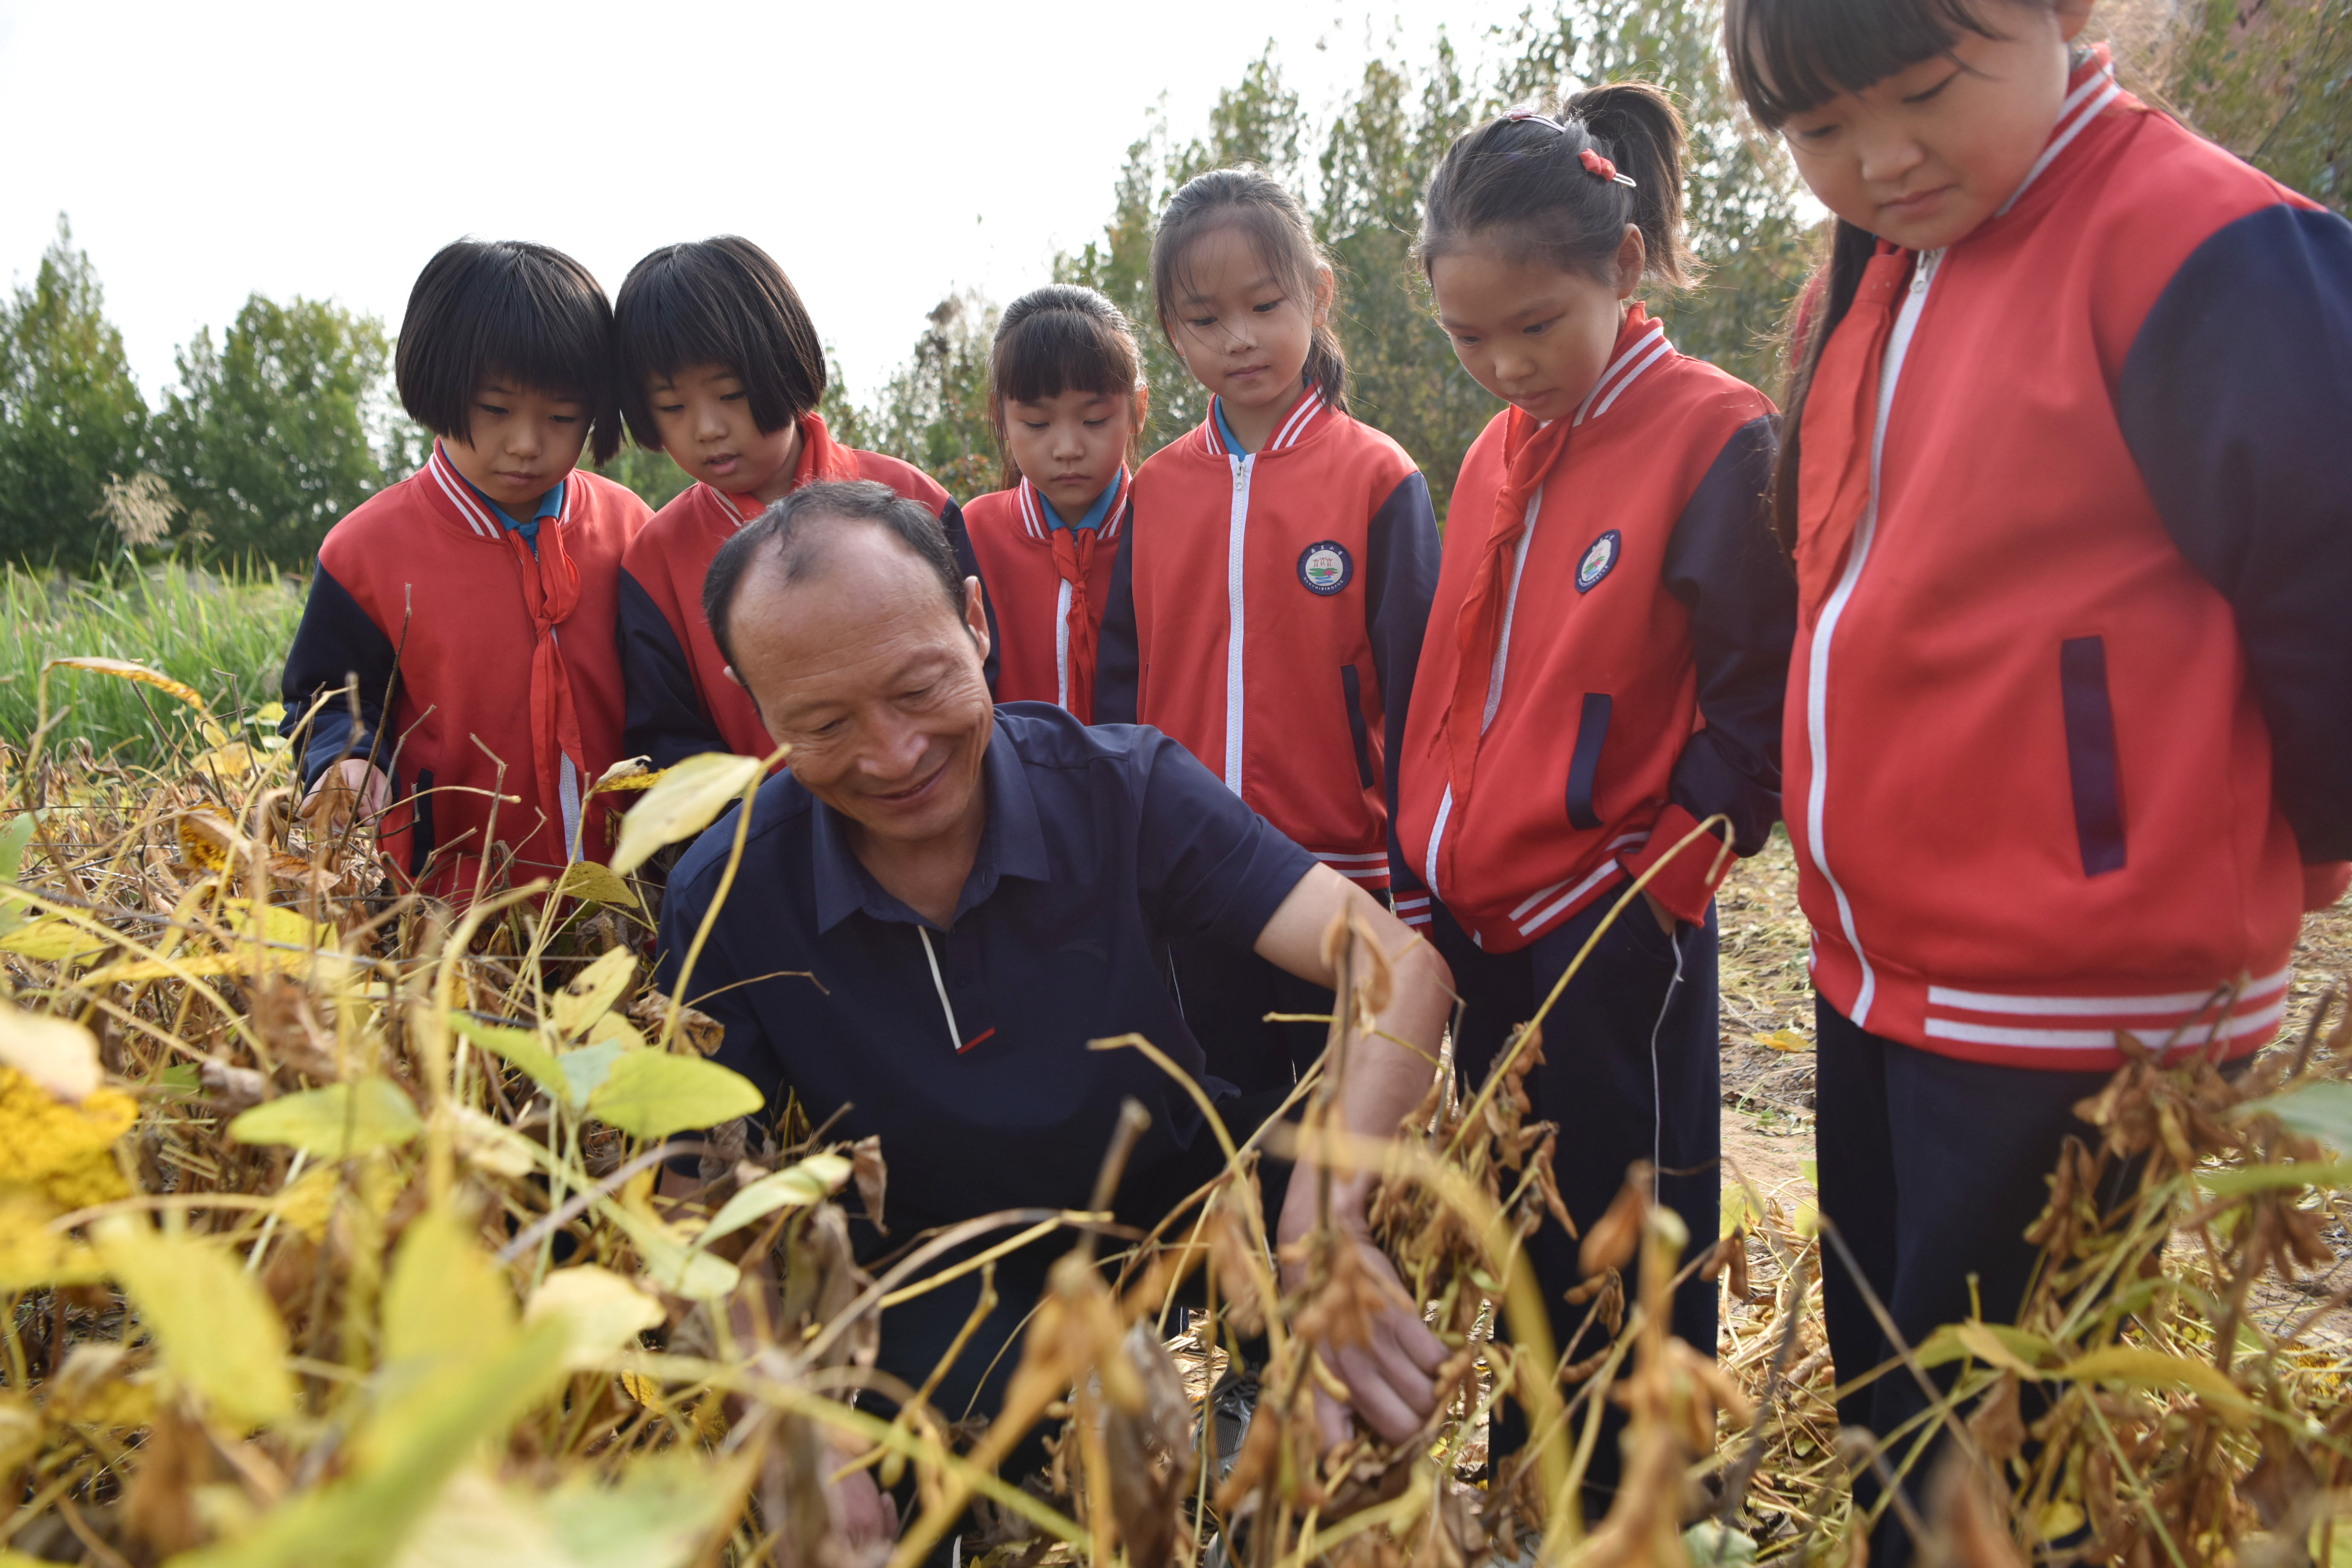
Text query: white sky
0 0 1552 409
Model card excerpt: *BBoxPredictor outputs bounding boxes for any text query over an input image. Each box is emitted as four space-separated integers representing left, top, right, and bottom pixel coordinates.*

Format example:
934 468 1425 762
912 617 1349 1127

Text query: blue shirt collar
1211 397 1249 457
1040 474 1122 534
808 720 1050 934
444 448 565 542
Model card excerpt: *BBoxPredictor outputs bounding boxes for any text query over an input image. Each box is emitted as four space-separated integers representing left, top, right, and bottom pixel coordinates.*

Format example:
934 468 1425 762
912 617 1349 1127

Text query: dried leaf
1580 1168 1649 1277
553 948 635 1038
553 859 641 909
526 1266 665 1369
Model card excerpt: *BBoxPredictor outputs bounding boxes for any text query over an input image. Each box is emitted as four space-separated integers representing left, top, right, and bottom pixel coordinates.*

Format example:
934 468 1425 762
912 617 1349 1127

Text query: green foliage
591 443 695 512
2161 0 2348 213
855 293 1002 500
871 3 1813 521
0 562 303 760
0 217 150 568
151 294 397 564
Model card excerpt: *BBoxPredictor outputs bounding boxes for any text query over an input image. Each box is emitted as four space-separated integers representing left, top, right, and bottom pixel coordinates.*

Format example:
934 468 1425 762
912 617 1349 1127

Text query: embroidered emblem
1298 541 1353 596
1575 530 1621 594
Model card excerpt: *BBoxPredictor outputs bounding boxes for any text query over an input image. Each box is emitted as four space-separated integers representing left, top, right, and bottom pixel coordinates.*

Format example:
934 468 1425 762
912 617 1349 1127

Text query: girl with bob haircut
960 285 1146 722
279 239 650 903
1097 167 1441 1102
1721 0 2352 1549
1397 82 1793 1496
612 235 996 768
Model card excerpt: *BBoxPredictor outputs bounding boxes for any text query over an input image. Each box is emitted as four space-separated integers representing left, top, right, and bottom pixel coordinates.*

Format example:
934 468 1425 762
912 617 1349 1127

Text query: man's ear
963 577 992 665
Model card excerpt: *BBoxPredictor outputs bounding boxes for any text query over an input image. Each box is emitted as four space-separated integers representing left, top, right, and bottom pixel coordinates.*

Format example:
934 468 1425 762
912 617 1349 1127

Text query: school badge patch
1298 540 1353 596
1575 529 1621 594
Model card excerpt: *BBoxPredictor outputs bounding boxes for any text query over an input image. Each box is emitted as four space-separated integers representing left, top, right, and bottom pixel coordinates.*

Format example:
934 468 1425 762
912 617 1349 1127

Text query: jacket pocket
407 768 437 880
1340 665 1375 790
2058 637 2126 877
1565 693 1612 831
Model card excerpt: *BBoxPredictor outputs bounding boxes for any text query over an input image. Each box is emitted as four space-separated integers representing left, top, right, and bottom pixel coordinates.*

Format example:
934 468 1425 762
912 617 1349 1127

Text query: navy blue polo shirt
652 704 1315 1233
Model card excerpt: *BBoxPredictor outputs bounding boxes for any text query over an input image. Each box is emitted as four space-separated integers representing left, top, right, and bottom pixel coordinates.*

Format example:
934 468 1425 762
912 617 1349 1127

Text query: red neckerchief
498 503 588 836
1444 305 1653 804
1020 466 1127 716
1793 248 1914 625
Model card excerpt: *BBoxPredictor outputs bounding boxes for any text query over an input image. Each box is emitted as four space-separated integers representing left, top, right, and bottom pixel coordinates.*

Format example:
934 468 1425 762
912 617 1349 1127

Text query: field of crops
3 650 2350 1568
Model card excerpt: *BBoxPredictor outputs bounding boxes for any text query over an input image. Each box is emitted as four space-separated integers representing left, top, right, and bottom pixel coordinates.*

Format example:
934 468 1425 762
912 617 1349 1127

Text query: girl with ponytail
1393 81 1796 1498
1721 2 2352 1557
1095 166 1442 1101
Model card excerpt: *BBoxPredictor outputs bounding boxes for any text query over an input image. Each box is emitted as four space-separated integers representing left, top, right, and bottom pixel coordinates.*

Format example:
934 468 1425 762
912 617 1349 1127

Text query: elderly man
654 478 1453 1533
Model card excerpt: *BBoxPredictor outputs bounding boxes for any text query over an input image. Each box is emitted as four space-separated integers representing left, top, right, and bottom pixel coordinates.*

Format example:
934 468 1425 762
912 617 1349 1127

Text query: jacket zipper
1222 454 1254 795
1804 247 1942 1026
1053 578 1073 710
1426 487 1544 895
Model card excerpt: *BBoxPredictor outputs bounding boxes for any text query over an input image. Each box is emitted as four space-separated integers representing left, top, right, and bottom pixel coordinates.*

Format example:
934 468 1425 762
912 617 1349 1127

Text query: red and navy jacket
1784 49 2352 1071
961 468 1128 721
1397 307 1791 951
279 445 651 901
1097 392 1440 898
615 413 998 767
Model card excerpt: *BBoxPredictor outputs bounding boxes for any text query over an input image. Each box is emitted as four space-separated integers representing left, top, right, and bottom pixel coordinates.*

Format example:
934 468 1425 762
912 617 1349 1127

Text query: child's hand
299 760 390 839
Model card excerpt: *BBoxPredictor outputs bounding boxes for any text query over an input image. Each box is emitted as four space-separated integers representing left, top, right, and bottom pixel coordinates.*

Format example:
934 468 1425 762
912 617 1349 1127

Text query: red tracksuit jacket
962 468 1128 721
615 413 997 766
279 445 650 899
1787 48 2352 1069
1097 392 1440 896
1397 307 1792 949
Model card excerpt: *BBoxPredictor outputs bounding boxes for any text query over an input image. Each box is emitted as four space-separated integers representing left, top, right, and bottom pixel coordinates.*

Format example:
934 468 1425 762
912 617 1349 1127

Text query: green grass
0 562 304 764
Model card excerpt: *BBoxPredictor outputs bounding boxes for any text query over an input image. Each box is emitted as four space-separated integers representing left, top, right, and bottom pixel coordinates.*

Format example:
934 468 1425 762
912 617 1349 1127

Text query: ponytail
1767 219 1878 552
1420 80 1694 290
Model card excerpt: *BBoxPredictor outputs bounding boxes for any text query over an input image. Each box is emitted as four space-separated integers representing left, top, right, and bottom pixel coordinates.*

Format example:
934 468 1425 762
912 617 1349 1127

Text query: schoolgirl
1396 84 1796 1486
612 236 996 767
1721 0 2352 1548
959 287 1145 721
1095 167 1441 1096
280 239 649 901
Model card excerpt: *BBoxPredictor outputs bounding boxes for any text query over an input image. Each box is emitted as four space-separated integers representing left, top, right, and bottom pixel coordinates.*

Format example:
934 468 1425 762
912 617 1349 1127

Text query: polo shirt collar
807 720 1048 934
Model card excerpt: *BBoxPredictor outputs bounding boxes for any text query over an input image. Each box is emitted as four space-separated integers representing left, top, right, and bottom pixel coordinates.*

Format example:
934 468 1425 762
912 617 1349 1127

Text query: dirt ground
1712 831 2352 1305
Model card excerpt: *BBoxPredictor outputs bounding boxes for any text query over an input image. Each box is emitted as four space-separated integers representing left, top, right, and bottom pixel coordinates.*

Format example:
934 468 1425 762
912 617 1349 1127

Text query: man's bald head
704 479 968 674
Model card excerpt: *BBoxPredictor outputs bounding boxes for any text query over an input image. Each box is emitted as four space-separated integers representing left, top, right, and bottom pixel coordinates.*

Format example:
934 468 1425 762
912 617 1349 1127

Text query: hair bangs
1725 0 2003 127
613 237 826 450
395 240 622 464
995 308 1136 408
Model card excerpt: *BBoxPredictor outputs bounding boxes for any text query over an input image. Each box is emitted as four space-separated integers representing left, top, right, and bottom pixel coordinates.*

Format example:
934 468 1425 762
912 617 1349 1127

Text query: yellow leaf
250 702 286 726
274 1165 341 1242
585 1012 649 1053
44 657 215 726
618 1370 664 1410
0 1390 41 1476
383 1208 515 1368
0 1190 104 1291
229 1080 423 1160
697 1152 854 1247
0 1005 101 1102
2038 1502 2086 1542
587 1052 763 1141
2056 1345 2253 1420
178 810 239 873
195 741 259 779
608 752 761 876
0 917 107 963
588 756 660 795
1755 1028 1812 1053
552 948 634 1038
451 1105 542 1179
450 1015 569 1104
552 859 640 908
525 1266 665 1369
597 1200 740 1302
95 1215 294 1427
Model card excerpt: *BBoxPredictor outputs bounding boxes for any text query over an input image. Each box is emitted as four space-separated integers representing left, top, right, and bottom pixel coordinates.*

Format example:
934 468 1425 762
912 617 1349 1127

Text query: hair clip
1579 147 1637 188
1502 111 1637 187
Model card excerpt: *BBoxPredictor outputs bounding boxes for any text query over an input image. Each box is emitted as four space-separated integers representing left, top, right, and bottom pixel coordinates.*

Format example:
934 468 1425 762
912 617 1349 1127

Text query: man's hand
1256 865 1458 1447
298 759 390 838
821 1445 900 1555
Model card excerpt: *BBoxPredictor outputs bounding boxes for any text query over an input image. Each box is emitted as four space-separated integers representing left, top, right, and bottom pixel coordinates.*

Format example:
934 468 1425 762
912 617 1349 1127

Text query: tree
152 294 395 565
2150 0 2348 213
0 216 150 568
856 294 1003 501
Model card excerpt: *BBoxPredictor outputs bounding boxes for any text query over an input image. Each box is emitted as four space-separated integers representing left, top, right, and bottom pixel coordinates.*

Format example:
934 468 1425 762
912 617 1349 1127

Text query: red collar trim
1570 305 1673 427
1015 466 1130 542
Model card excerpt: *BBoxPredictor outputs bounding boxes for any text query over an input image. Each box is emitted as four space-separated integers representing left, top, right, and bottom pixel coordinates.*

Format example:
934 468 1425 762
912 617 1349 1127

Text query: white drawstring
918 927 963 1054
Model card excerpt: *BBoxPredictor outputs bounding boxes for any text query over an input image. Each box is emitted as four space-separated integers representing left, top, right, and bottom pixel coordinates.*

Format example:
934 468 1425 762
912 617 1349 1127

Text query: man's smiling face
725 519 994 852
